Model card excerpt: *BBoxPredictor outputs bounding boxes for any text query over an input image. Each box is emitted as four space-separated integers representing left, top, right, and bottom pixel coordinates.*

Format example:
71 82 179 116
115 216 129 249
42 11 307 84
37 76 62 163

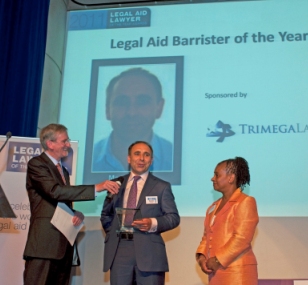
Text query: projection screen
59 0 308 217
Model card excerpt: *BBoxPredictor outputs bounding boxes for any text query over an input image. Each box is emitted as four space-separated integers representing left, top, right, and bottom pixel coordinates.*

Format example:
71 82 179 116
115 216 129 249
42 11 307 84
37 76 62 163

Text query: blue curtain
0 0 50 137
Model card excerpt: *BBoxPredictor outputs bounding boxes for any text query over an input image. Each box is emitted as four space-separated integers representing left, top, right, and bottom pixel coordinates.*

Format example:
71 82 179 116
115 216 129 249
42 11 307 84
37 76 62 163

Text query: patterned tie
56 163 66 184
124 176 141 225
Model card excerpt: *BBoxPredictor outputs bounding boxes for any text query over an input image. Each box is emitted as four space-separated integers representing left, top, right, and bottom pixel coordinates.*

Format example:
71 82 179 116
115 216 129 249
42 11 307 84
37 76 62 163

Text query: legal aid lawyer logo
107 8 151 29
6 142 43 172
206 120 235 142
6 142 74 173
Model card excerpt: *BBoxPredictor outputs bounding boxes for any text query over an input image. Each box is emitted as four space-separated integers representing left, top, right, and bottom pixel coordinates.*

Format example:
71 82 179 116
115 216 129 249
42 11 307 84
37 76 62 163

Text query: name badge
208 204 216 214
146 196 158 204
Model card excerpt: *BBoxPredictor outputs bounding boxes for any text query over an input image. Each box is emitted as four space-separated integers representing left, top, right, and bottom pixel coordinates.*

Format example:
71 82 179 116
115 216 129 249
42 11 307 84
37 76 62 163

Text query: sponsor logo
206 120 235 142
207 121 308 142
239 123 308 134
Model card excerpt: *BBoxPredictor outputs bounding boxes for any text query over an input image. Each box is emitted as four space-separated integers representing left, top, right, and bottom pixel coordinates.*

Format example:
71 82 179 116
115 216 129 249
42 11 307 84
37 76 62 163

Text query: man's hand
95 180 120 194
72 210 84 226
197 254 213 275
131 218 152 232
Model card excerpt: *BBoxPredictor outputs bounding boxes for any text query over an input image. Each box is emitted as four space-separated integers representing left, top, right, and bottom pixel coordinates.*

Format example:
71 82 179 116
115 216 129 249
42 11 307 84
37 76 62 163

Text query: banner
0 135 78 285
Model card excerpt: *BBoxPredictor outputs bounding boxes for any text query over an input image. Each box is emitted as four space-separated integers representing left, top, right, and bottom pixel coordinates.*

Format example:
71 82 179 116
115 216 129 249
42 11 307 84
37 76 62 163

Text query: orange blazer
196 188 258 268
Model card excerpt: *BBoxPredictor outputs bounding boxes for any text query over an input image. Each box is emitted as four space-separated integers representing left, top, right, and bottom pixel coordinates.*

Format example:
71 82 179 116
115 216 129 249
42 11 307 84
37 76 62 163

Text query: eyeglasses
50 138 71 144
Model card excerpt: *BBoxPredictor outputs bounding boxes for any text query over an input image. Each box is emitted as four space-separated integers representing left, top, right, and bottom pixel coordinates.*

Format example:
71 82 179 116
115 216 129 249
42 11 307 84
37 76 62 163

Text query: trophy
115 207 141 232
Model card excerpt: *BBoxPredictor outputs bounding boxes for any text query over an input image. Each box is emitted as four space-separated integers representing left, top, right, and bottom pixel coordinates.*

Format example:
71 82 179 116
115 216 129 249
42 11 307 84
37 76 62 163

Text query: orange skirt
209 264 258 285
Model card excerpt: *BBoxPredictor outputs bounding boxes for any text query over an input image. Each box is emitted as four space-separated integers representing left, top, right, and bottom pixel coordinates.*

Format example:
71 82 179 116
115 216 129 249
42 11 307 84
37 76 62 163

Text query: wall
38 0 68 134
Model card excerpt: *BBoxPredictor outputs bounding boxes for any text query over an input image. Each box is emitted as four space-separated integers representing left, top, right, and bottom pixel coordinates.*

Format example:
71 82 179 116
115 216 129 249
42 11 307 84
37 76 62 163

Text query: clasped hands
198 254 221 274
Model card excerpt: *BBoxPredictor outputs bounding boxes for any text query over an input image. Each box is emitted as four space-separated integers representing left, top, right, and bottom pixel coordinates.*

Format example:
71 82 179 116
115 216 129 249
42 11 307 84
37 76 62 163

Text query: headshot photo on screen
83 57 183 185
92 64 175 172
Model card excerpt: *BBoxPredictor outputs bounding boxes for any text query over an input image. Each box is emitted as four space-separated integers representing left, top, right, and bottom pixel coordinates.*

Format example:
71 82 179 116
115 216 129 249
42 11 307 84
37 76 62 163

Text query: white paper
51 202 84 246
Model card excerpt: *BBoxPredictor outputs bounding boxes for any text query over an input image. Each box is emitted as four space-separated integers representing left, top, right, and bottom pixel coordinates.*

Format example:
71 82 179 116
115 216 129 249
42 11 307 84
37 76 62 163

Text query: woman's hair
218 157 250 189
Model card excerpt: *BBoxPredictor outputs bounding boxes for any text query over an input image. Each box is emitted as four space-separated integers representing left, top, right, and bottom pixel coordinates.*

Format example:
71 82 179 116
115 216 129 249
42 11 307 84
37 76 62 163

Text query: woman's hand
206 256 221 273
197 254 213 275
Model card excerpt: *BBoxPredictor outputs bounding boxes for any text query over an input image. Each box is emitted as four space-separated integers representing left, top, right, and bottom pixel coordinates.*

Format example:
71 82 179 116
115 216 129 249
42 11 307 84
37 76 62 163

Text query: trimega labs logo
207 120 235 142
207 120 308 142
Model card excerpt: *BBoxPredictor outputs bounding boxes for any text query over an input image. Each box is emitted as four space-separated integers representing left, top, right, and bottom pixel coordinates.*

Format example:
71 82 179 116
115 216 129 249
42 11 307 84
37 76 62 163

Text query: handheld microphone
0 132 12 153
107 176 124 198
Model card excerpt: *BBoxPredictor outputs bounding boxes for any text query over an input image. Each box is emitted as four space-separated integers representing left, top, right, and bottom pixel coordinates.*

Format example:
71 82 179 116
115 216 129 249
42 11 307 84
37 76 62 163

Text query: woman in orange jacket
196 157 258 285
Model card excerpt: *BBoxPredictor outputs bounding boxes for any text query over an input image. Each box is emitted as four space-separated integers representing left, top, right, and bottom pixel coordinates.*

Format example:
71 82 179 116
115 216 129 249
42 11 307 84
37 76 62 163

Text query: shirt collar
45 151 60 166
129 171 149 182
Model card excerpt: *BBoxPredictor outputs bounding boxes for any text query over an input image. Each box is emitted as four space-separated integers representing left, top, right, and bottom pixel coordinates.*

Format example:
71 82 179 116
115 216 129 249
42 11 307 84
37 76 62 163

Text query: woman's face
211 162 232 192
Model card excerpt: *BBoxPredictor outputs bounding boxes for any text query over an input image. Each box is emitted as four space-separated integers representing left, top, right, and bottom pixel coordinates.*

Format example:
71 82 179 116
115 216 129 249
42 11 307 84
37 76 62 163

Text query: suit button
209 245 212 249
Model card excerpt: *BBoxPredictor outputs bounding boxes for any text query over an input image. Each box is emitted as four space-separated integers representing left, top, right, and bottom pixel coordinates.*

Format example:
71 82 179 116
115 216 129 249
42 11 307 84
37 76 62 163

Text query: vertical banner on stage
0 135 78 285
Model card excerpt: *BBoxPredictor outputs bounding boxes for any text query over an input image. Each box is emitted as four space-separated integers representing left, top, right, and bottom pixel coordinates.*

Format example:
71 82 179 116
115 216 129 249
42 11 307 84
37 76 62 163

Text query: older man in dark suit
23 123 120 285
101 141 180 285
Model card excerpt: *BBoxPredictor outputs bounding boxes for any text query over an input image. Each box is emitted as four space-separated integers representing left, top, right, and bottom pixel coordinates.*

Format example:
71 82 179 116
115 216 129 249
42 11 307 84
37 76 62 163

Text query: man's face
46 131 71 161
106 75 164 140
127 143 153 175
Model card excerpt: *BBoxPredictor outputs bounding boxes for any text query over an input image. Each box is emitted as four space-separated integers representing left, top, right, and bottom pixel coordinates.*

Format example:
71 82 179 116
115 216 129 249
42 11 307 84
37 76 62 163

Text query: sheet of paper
50 202 84 246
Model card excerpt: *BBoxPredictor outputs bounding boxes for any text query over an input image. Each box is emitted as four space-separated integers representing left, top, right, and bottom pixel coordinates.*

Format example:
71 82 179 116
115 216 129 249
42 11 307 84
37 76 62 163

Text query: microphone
107 176 124 198
0 132 12 153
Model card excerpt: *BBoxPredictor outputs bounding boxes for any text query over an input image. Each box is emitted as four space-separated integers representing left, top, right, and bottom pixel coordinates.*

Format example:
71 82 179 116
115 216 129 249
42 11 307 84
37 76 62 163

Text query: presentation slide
60 0 308 216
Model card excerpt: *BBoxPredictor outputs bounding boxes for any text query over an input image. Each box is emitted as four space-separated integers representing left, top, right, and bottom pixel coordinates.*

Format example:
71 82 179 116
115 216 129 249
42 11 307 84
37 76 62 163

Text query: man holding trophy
100 141 180 285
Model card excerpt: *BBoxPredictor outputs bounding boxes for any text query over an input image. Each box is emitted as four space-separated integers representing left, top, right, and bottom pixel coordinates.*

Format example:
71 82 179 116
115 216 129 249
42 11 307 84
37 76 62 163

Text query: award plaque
115 207 141 232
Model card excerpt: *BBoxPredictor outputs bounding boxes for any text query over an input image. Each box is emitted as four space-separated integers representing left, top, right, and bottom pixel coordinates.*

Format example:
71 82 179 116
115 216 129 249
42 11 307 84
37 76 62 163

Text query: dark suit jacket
100 173 180 272
23 152 95 261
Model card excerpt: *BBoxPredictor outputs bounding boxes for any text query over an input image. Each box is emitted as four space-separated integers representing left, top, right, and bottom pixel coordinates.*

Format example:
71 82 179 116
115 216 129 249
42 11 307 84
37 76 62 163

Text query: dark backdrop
0 0 50 137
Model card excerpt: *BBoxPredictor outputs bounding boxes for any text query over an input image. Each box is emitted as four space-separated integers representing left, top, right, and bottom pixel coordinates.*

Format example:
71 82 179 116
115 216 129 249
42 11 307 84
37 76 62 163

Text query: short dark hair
106 67 163 109
128 141 153 157
40 123 67 150
218 157 250 190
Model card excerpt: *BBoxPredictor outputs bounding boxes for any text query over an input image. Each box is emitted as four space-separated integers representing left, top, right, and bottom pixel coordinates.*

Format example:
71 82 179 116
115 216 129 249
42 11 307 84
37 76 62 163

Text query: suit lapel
207 201 219 228
62 167 70 185
117 174 130 208
40 153 67 185
116 173 157 209
40 153 72 208
136 173 157 209
218 188 242 215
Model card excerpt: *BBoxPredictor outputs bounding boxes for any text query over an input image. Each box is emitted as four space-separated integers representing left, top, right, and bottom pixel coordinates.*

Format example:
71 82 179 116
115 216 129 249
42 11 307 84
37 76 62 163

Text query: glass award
115 207 141 232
